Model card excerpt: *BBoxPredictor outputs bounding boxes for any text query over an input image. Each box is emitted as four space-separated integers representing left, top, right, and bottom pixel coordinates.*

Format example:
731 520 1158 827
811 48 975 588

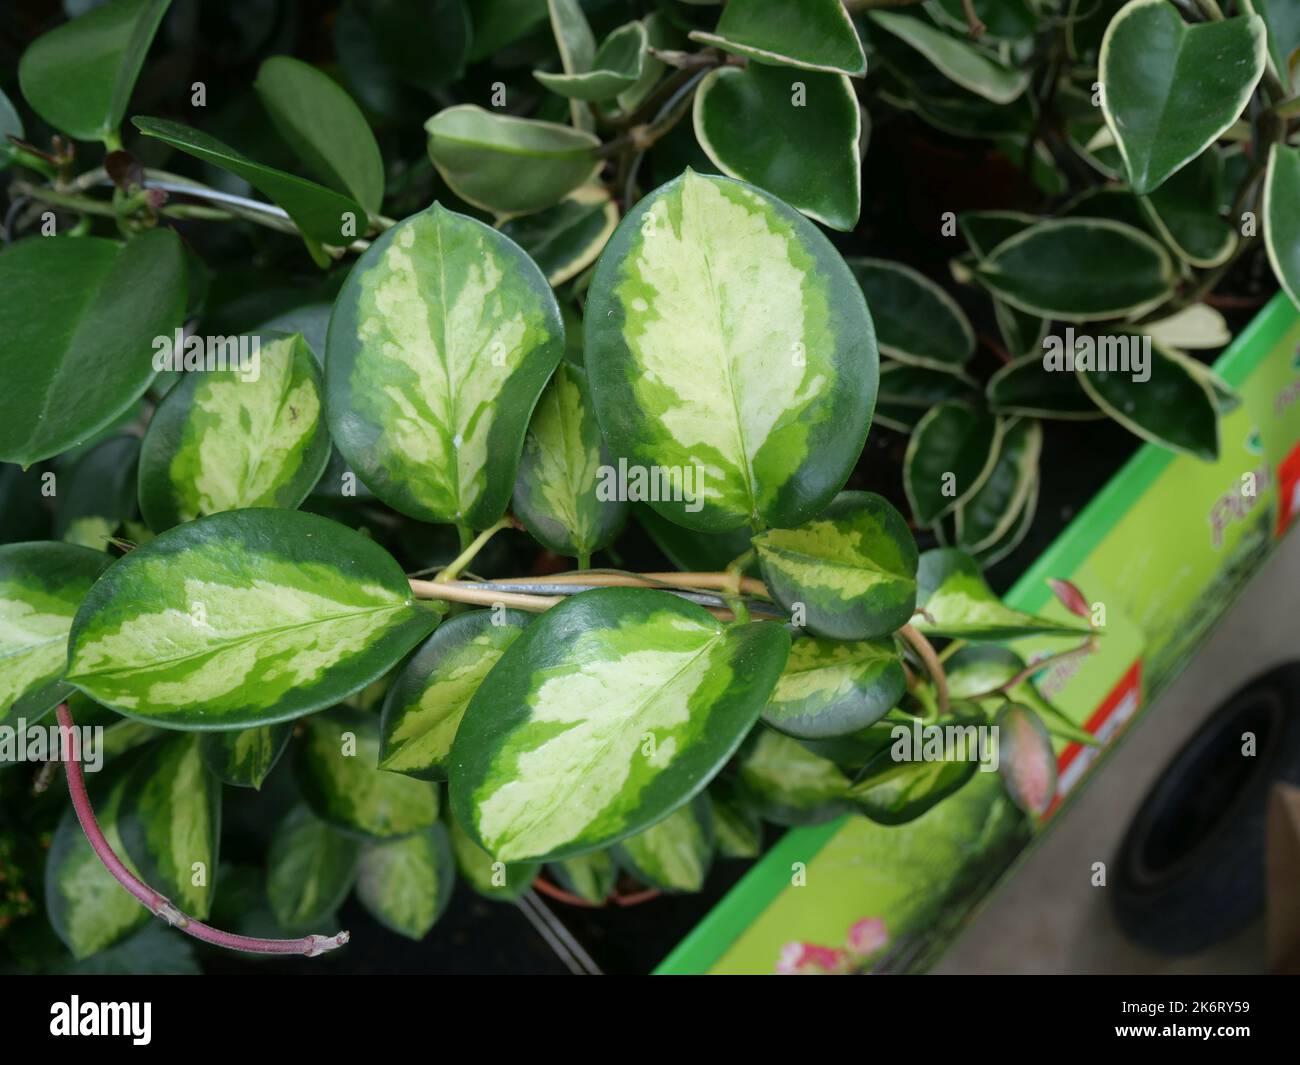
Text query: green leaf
0 230 186 467
535 20 647 101
955 418 1042 553
945 645 1095 747
913 548 1091 640
972 476 1039 570
447 811 538 900
694 64 861 231
1256 0 1300 92
66 509 441 727
585 170 878 533
548 849 617 904
325 203 565 527
198 724 293 789
1100 0 1266 195
119 735 221 918
266 804 359 931
425 106 602 216
54 436 140 550
995 702 1057 816
498 184 619 287
904 402 1001 525
849 258 975 370
472 0 552 61
709 783 762 858
137 333 331 531
379 609 532 781
614 795 714 892
879 362 979 408
295 708 440 839
17 0 171 143
763 635 905 740
0 542 112 729
986 352 1104 421
0 87 24 170
958 209 1038 257
356 825 456 939
869 10 1029 104
752 491 918 640
690 0 867 77
449 587 789 863
1139 147 1236 268
1076 340 1220 460
974 218 1177 320
929 0 1035 42
634 505 756 574
254 55 385 216
512 363 628 559
1265 143 1300 313
133 117 366 243
736 728 851 825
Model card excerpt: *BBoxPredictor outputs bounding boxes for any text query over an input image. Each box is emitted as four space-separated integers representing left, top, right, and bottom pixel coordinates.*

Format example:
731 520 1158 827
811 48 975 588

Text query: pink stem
56 703 348 958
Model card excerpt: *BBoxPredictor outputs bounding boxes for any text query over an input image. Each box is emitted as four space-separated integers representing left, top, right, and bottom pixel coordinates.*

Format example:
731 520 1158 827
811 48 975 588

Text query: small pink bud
1047 578 1090 619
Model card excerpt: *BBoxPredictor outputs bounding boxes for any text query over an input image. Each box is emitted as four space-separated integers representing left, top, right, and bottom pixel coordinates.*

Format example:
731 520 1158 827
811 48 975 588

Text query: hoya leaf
0 87 24 170
878 362 979 409
133 117 366 243
973 476 1039 570
266 804 359 931
1141 304 1231 351
1265 143 1300 313
955 419 1042 553
913 548 1091 640
903 403 1001 526
736 728 851 826
694 64 861 231
0 230 186 467
472 0 552 61
447 812 539 901
254 55 385 216
548 849 617 904
326 204 564 528
585 170 877 533
974 218 1177 320
690 0 867 77
945 645 1095 747
66 509 441 727
868 10 1029 104
54 436 140 550
1100 0 1266 195
1256 0 1300 92
995 702 1057 817
848 258 975 370
986 353 1104 421
753 491 918 640
18 0 171 143
710 783 763 858
1 543 113 728
425 106 601 216
535 20 647 101
957 209 1038 258
379 609 532 781
356 825 456 940
449 587 789 863
762 635 905 741
1139 147 1236 268
138 333 331 532
198 723 293 790
512 363 628 560
498 184 619 287
614 795 714 893
295 709 440 839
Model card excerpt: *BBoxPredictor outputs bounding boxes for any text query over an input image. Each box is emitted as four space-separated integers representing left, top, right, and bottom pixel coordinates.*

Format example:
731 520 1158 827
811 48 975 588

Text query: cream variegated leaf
613 795 714 893
356 825 455 940
762 634 906 740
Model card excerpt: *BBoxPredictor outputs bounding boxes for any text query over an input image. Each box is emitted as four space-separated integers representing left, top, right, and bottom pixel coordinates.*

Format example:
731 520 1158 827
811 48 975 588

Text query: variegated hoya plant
0 0 1294 970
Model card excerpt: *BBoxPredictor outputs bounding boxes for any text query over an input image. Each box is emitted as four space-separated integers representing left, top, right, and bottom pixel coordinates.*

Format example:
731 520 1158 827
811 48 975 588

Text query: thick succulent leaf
1 543 112 728
694 64 860 231
512 363 628 560
449 587 789 863
869 11 1028 104
379 609 532 781
1141 304 1231 350
1265 144 1300 313
762 635 905 740
295 709 440 839
736 728 851 825
535 20 647 101
325 203 565 527
254 55 385 216
425 105 601 216
138 333 331 531
974 218 1177 320
913 548 1090 640
17 0 170 142
0 230 185 467
447 812 538 901
710 783 763 858
134 117 366 243
548 848 618 904
585 170 877 533
66 509 441 727
498 185 619 287
198 723 293 789
958 209 1038 257
753 491 918 640
614 795 714 893
356 825 456 940
266 804 359 931
848 258 975 370
1139 147 1236 268
1075 341 1220 460
878 362 979 408
995 702 1057 816
1099 0 1265 195
119 735 221 919
946 645 1094 747
974 476 1039 569
904 403 1001 525
690 0 866 76
0 87 22 170
1256 0 1300 92
986 353 1104 420
955 419 1042 553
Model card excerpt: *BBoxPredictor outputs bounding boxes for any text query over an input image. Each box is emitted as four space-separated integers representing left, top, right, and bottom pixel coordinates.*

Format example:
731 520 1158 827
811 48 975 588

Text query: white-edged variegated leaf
762 635 905 740
325 203 565 527
65 509 441 728
904 403 1002 526
1139 146 1236 268
986 353 1103 421
849 258 974 370
955 418 1042 552
585 170 878 532
1265 143 1300 313
736 728 851 826
497 184 619 287
689 0 867 76
447 810 538 901
356 825 455 940
548 849 617 904
266 803 359 931
614 794 714 892
535 19 647 101
868 10 1029 104
449 587 789 863
1140 304 1231 350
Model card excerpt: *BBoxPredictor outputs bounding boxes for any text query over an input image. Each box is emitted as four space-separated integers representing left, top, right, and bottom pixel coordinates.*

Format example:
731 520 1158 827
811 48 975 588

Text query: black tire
1111 662 1300 955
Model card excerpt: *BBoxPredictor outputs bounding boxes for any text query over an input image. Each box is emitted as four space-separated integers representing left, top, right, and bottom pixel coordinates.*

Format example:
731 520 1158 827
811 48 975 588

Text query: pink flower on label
777 942 850 975
846 917 888 957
